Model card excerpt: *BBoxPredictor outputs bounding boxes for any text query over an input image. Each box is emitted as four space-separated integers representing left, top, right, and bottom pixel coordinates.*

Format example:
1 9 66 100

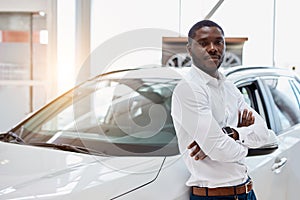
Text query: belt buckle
245 180 252 194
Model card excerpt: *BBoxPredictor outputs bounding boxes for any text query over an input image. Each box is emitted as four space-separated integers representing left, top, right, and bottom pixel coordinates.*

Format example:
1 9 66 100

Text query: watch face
222 127 233 134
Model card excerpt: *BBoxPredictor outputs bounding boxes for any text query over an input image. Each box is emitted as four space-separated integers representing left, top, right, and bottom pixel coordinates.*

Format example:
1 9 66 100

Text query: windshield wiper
28 142 109 156
0 131 26 144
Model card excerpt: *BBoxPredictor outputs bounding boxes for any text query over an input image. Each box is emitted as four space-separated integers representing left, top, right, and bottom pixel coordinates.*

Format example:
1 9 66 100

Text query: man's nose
207 42 217 52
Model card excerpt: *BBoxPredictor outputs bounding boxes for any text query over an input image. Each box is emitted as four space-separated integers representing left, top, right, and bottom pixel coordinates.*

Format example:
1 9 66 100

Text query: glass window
291 80 300 108
15 78 180 156
263 77 300 132
238 82 267 124
0 12 47 130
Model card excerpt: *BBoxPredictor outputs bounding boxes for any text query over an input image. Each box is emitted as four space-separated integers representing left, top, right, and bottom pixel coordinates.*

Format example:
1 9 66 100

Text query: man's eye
198 41 207 46
216 40 224 45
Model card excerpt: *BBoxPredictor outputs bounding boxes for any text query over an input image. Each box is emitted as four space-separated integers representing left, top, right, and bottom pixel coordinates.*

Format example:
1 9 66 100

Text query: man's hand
238 109 255 127
187 141 207 160
228 109 255 140
187 109 255 160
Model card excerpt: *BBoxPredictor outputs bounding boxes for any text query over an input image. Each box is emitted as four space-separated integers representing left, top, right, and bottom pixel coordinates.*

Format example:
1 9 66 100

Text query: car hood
0 142 165 200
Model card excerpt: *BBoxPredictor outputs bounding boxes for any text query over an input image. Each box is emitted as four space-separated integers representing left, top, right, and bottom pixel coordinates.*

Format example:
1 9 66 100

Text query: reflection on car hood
0 142 165 200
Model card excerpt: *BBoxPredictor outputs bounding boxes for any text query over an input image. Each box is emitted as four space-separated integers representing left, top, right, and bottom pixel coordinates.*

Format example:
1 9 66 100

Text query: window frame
260 75 300 134
235 78 272 129
234 77 279 156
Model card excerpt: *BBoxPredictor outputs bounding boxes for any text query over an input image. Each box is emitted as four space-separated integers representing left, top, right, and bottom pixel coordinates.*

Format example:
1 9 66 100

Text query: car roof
96 66 187 80
98 66 298 81
223 66 298 81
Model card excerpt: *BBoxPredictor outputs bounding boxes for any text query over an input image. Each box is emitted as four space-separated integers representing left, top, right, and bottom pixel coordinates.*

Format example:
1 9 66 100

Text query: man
171 20 272 200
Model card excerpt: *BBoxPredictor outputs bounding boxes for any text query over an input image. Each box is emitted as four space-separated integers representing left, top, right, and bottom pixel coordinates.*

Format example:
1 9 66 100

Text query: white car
0 66 299 200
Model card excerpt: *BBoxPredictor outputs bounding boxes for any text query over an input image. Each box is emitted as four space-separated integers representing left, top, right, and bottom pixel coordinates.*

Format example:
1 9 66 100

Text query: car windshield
11 76 180 156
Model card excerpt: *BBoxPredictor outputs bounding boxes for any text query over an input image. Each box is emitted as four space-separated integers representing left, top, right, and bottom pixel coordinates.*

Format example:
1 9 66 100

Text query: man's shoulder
223 79 243 97
175 76 206 91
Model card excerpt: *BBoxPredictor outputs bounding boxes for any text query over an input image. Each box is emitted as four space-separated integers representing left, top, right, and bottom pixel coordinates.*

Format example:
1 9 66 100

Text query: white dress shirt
171 65 271 188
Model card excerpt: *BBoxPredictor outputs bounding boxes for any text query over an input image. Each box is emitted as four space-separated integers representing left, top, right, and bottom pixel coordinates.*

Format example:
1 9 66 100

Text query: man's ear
186 44 192 55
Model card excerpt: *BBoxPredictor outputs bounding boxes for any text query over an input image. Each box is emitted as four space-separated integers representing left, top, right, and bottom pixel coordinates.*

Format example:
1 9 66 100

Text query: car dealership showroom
0 0 300 199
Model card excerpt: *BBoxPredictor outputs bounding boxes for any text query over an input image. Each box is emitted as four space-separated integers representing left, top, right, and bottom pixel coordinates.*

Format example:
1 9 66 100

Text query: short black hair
188 20 224 44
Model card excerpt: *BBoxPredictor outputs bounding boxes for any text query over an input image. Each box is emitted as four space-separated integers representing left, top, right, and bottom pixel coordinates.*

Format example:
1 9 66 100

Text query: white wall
89 0 299 73
275 0 300 71
0 0 46 12
90 0 181 75
210 0 274 66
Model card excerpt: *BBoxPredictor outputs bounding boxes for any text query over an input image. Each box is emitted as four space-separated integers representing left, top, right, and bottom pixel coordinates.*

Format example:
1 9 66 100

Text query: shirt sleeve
171 81 248 162
232 85 272 148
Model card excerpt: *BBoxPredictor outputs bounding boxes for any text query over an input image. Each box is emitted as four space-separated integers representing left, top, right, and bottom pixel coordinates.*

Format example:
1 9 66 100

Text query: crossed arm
188 109 255 160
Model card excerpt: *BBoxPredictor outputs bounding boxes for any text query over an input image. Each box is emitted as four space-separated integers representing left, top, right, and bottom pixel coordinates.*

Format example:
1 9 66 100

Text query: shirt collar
190 64 225 87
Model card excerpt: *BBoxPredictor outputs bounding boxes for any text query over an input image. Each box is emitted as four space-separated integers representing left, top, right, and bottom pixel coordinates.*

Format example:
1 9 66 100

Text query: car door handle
271 157 287 174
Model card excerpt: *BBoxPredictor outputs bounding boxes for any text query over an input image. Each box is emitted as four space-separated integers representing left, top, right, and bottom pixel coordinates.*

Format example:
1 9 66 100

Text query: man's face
187 26 225 76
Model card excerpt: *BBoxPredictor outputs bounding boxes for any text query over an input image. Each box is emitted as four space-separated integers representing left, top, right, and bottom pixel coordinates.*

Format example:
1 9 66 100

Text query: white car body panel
245 125 300 200
1 138 292 200
0 142 166 200
1 66 299 200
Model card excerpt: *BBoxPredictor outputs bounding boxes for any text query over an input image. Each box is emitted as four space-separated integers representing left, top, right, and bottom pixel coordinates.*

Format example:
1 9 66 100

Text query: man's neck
199 68 219 79
192 64 220 79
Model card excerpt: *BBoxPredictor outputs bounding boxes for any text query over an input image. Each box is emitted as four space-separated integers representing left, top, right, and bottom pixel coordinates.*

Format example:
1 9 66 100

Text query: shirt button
242 140 245 143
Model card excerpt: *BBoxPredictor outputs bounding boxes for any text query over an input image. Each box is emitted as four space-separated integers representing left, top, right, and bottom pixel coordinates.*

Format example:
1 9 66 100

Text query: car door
235 78 289 200
260 76 300 200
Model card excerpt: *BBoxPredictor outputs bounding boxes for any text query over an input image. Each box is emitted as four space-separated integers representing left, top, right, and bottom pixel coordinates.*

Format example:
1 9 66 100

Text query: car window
237 82 268 127
291 79 300 108
263 77 300 133
15 78 180 156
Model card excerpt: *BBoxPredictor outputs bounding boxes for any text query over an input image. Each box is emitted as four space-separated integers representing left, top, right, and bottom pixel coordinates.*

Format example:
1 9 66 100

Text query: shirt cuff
235 127 249 146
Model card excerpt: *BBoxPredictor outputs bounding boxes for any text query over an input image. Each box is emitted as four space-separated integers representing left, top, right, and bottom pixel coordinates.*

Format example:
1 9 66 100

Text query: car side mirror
247 143 278 156
247 129 278 156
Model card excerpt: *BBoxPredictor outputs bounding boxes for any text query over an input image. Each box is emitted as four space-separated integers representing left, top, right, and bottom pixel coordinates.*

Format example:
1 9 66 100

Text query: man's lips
205 55 220 60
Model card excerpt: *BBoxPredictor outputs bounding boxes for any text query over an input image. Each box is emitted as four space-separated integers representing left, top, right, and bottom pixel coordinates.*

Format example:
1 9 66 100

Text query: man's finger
247 111 253 120
187 140 207 160
190 145 200 157
238 110 241 125
196 153 207 160
239 109 248 126
242 109 248 124
250 115 255 124
246 111 255 126
245 111 251 125
187 141 197 149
